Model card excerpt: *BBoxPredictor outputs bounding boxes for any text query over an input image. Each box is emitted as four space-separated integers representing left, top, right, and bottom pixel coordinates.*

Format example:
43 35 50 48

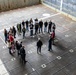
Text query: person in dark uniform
19 23 22 33
52 23 56 35
48 20 52 33
36 38 43 54
19 42 22 49
15 41 20 56
22 20 25 27
25 20 29 31
48 35 53 51
44 21 48 32
22 26 26 39
12 26 16 38
39 20 43 33
30 22 34 36
20 46 27 63
35 22 39 35
4 29 8 43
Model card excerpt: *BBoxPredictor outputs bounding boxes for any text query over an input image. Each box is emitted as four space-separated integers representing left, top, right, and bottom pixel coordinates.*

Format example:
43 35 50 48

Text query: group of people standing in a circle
16 18 56 38
3 18 56 64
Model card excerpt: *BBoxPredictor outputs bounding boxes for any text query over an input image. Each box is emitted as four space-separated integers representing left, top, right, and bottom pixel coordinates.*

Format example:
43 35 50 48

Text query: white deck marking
3 46 7 49
28 51 33 54
32 68 35 71
11 58 16 61
69 49 74 53
65 35 69 37
0 59 9 75
25 74 27 75
42 13 51 17
56 56 62 60
41 64 46 68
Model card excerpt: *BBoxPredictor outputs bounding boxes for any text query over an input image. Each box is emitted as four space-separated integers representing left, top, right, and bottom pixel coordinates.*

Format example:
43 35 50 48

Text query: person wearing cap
36 38 43 54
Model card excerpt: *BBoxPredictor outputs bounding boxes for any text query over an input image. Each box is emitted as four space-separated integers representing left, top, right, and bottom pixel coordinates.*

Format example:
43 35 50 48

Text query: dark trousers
52 38 54 44
14 32 16 38
48 27 51 33
5 36 7 43
26 26 28 31
35 28 38 35
23 32 25 39
21 54 26 63
39 27 43 33
8 47 12 54
48 44 52 51
30 30 33 36
37 47 41 53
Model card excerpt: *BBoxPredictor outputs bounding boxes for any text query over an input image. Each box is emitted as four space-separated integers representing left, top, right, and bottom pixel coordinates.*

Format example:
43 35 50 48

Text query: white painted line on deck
0 59 9 75
0 59 3 65
39 13 60 20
